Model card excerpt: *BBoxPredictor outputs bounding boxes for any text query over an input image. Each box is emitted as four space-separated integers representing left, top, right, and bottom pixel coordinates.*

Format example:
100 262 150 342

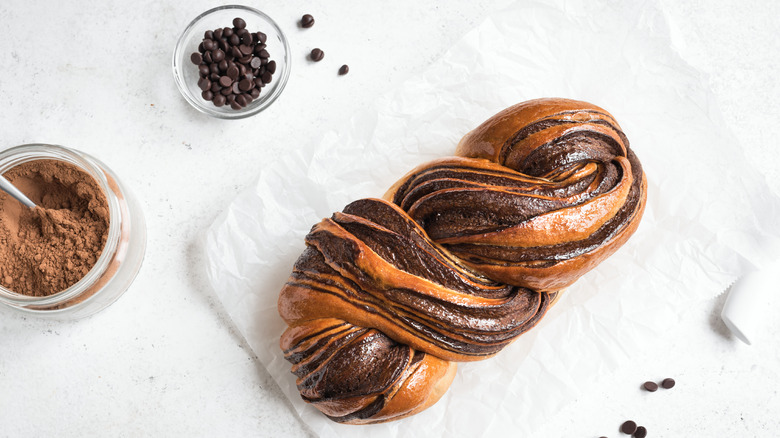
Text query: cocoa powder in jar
0 159 109 296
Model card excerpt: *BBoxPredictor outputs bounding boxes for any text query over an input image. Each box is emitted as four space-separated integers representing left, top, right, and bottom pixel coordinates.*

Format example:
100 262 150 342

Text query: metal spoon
0 174 36 208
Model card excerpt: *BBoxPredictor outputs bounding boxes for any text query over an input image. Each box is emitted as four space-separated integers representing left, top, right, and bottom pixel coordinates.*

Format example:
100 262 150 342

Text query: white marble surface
0 1 778 437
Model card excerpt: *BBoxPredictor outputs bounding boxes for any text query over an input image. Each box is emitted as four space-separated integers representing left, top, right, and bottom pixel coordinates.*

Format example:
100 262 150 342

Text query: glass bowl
172 5 291 119
0 144 147 319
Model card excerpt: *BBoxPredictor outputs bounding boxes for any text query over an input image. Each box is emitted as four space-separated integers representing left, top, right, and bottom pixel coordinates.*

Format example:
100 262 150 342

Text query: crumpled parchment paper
203 0 780 436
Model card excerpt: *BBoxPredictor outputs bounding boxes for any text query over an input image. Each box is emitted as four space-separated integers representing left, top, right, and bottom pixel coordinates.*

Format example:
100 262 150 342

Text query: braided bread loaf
278 98 647 424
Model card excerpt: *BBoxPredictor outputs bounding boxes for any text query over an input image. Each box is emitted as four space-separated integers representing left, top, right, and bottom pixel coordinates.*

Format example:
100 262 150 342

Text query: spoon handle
0 174 36 208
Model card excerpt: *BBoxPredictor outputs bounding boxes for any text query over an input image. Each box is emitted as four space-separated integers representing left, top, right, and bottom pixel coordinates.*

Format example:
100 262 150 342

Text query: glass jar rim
0 143 122 307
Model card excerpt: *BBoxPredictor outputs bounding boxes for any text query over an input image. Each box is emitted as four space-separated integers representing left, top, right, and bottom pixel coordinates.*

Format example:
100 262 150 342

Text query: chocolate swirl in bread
278 98 647 424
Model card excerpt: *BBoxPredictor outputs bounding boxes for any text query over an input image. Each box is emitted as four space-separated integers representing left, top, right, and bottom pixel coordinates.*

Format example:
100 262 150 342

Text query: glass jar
0 144 146 319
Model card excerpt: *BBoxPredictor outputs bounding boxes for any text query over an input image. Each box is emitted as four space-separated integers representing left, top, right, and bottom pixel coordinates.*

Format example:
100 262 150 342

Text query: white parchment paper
204 0 780 436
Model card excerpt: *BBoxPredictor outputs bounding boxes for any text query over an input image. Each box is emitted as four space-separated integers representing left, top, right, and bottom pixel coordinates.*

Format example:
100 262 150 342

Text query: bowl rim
172 4 291 120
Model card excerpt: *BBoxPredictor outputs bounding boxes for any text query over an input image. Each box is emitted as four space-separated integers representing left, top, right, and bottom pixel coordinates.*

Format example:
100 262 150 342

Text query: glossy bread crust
278 98 647 424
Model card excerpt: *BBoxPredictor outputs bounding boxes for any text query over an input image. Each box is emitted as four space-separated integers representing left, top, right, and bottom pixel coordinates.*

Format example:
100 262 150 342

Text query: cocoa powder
0 159 109 297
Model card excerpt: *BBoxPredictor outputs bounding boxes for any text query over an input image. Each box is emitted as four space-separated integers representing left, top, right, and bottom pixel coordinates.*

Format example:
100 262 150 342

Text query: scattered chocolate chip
232 17 246 29
301 14 315 28
643 381 658 392
339 64 349 75
190 52 203 65
266 60 277 74
621 420 637 434
661 378 675 389
633 426 647 438
310 48 324 62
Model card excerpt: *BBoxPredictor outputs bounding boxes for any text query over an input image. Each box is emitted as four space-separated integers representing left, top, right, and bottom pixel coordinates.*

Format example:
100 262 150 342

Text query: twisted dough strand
279 98 647 424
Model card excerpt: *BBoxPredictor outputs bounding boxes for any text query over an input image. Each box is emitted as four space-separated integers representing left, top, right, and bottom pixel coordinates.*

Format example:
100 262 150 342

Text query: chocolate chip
203 51 212 64
261 71 272 84
198 64 210 76
204 30 214 40
209 63 219 74
643 381 658 392
214 28 223 39
218 59 228 72
230 100 242 110
190 52 202 65
227 65 239 80
250 57 262 69
212 49 225 62
267 60 277 74
229 34 240 46
219 76 232 87
301 14 315 28
633 426 647 438
235 94 248 107
203 39 216 51
239 78 253 91
197 77 211 91
339 64 349 75
241 31 253 46
661 378 675 389
232 17 246 29
218 38 229 52
250 88 260 99
223 27 233 37
310 48 324 62
256 32 267 43
620 420 637 434
258 49 270 59
201 90 214 101
212 94 226 107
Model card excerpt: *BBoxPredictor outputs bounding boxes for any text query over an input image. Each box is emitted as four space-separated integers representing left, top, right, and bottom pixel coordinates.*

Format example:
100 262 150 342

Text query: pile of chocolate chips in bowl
190 17 277 110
